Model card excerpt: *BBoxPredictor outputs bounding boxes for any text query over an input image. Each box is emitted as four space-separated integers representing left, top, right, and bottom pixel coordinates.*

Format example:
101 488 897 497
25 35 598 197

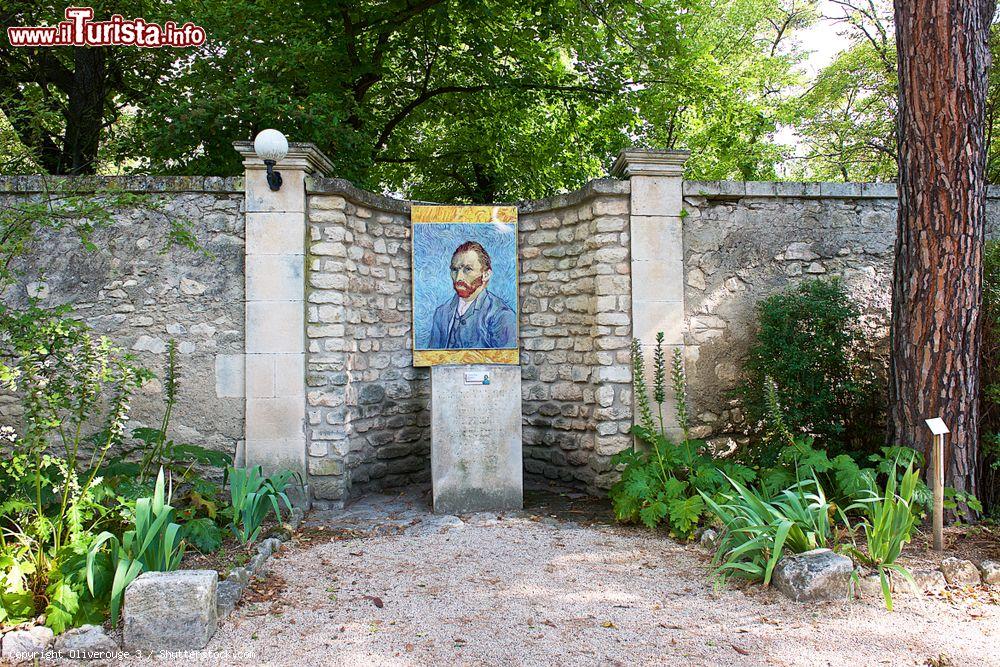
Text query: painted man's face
450 250 487 298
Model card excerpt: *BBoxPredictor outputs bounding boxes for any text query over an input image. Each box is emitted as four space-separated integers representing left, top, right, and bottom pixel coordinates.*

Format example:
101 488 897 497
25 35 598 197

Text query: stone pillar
233 140 333 503
611 149 690 437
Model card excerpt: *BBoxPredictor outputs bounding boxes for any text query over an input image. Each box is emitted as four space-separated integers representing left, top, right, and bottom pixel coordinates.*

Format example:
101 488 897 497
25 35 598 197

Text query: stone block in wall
631 176 682 216
246 301 304 354
630 216 683 262
246 169 305 213
246 255 304 301
215 354 245 398
246 211 304 255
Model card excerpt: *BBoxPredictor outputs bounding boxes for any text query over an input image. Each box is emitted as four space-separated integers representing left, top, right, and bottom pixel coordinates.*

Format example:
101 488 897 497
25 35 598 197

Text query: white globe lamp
253 129 288 191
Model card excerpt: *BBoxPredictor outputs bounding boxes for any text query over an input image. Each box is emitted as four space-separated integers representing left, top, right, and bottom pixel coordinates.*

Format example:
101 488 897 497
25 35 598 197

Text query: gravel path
135 492 999 667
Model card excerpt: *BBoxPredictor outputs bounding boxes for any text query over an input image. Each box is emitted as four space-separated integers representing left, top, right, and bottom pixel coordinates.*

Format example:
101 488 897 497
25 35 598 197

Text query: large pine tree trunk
888 0 996 504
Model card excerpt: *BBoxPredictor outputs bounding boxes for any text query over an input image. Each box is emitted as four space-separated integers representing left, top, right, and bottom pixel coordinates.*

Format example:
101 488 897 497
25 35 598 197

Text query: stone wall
680 181 1000 447
0 176 246 458
12 163 1000 502
305 181 428 502
303 179 635 500
518 180 634 492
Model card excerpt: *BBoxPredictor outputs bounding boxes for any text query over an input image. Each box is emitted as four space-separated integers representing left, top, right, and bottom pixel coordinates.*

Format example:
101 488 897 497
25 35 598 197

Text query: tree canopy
10 0 1000 198
2 0 811 201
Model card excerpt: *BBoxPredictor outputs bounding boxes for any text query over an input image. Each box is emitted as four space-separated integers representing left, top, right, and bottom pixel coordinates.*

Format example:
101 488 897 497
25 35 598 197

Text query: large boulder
772 548 853 602
53 624 119 660
1 625 54 663
941 558 981 586
123 570 218 652
979 560 1000 585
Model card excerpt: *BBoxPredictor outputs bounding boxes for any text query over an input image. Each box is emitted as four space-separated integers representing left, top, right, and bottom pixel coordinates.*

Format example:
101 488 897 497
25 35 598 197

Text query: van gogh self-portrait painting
411 206 519 366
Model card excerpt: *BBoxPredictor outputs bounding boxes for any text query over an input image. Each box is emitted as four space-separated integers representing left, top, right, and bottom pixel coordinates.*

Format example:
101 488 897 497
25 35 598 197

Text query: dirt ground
132 489 999 667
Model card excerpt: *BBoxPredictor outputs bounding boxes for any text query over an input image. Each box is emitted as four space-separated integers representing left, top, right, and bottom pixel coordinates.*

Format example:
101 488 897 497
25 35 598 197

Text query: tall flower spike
631 338 655 433
653 331 666 406
671 348 689 440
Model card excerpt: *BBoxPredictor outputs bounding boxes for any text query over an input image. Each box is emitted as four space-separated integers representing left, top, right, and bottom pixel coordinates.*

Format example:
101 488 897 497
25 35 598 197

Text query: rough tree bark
888 0 996 504
60 47 108 174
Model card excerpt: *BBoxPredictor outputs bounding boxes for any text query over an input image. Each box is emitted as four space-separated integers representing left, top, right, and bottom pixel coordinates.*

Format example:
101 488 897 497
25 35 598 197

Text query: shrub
738 278 884 466
0 308 147 632
610 334 754 538
979 240 1000 518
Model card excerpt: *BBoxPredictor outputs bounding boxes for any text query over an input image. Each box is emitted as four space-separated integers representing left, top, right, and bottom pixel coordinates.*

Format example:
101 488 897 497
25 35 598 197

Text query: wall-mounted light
253 129 289 191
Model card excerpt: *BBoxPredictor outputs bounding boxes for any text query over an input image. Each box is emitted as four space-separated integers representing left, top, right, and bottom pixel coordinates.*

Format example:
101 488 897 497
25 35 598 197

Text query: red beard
453 275 484 298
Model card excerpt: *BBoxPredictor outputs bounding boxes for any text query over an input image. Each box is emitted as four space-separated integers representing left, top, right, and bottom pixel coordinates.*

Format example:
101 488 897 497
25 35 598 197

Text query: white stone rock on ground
52 624 119 659
940 557 982 586
771 548 854 602
1 625 53 663
979 560 1000 585
123 569 218 652
127 492 999 667
912 568 948 593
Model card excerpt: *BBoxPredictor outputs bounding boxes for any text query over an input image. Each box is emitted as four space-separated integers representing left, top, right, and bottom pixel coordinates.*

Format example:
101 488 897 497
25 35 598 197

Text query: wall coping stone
0 175 243 194
306 177 630 215
686 180 1000 200
611 148 690 178
233 141 334 176
5 176 1000 201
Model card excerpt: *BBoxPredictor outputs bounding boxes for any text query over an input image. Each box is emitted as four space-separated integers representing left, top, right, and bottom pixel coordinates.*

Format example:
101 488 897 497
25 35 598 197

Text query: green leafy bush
738 279 884 466
0 309 146 632
610 334 754 538
227 466 296 545
979 240 1000 518
86 468 185 626
701 475 843 585
846 461 919 611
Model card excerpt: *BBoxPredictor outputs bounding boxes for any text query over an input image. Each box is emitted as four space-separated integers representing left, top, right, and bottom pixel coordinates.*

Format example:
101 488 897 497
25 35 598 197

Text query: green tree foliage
0 2 186 174
4 1 810 199
789 0 897 181
791 0 1000 182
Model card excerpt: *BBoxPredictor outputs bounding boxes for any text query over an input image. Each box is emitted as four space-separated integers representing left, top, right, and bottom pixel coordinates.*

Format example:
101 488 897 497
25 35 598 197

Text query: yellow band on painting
413 348 519 367
411 205 517 224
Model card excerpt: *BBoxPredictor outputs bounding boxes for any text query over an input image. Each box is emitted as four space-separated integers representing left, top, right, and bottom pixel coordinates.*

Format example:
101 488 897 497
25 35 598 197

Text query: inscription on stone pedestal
431 364 522 514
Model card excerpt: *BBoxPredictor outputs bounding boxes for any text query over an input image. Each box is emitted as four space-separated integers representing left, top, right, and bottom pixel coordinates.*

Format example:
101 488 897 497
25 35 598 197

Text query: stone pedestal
431 365 522 514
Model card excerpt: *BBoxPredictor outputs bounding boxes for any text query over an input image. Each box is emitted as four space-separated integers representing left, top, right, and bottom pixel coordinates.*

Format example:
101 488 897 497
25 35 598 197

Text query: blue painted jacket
427 289 517 349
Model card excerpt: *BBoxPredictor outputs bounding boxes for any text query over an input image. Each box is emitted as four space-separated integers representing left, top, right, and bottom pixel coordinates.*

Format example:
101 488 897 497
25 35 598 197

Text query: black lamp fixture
253 129 289 191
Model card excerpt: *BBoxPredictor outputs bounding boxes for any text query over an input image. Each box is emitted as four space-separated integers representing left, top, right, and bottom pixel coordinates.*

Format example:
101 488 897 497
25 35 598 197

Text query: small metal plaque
464 371 491 385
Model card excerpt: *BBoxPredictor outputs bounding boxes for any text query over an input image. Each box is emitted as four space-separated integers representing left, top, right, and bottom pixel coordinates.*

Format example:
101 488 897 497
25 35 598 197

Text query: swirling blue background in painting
412 222 518 349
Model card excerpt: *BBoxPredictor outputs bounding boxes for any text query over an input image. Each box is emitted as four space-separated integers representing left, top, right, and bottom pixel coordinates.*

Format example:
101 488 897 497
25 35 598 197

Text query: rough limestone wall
518 180 634 493
0 176 246 458
304 179 634 499
305 181 429 502
680 181 1000 448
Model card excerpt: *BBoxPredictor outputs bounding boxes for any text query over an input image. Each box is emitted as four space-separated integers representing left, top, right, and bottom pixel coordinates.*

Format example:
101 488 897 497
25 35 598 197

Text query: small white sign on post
924 418 948 552
925 418 949 436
